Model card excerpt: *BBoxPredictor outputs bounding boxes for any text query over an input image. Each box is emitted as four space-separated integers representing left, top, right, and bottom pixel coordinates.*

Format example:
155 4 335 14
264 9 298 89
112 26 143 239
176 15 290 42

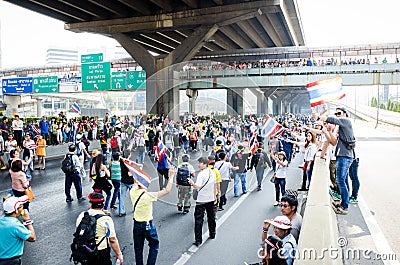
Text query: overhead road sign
33 76 59 93
127 70 146 90
111 72 127 90
81 62 111 91
81 53 104 63
1 77 33 94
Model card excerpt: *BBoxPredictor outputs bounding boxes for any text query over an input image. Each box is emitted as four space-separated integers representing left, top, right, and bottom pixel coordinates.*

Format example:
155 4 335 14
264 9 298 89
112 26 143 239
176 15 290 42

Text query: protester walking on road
0 195 36 264
249 143 272 191
63 144 85 203
91 154 112 212
130 166 175 265
176 154 195 214
109 153 122 210
230 145 250 197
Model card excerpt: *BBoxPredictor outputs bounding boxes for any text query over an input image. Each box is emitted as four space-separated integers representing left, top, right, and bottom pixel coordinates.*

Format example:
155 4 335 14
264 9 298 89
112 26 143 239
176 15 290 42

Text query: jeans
137 149 145 164
274 178 286 201
0 257 21 265
349 158 360 199
305 161 314 189
133 220 159 265
110 179 121 207
65 171 83 200
233 172 247 196
255 167 265 188
157 168 169 190
119 183 133 215
336 156 353 210
194 201 216 243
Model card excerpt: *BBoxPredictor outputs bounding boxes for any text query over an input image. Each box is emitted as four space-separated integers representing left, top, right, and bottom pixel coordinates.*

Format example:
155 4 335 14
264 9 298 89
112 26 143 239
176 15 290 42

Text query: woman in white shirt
272 151 288 206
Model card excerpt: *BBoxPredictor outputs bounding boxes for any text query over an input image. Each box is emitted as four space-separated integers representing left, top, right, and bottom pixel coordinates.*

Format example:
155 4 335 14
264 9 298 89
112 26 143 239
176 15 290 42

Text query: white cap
265 215 291 230
3 195 29 214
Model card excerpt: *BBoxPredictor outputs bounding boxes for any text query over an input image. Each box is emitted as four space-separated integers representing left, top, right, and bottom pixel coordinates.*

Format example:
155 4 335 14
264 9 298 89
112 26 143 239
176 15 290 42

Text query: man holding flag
154 140 172 190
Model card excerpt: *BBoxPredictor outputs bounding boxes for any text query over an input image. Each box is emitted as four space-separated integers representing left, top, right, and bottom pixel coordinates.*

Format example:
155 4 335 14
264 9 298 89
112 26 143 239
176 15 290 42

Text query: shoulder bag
192 170 211 200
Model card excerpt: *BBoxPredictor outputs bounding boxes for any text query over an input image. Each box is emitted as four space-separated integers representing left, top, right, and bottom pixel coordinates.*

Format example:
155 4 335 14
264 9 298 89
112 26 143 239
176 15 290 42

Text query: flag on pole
120 158 151 189
249 114 258 123
154 140 167 162
32 125 41 135
306 76 345 107
71 101 81 115
260 115 282 138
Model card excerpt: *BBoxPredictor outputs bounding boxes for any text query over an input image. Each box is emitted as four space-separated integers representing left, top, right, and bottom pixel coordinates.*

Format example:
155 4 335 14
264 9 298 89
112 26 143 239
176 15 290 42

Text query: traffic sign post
127 70 146 90
81 53 104 63
33 76 59 93
111 72 127 90
81 62 111 91
1 77 33 94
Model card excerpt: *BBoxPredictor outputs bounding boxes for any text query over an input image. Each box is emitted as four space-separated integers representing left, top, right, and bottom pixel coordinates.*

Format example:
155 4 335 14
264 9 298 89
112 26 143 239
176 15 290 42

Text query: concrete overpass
4 0 305 119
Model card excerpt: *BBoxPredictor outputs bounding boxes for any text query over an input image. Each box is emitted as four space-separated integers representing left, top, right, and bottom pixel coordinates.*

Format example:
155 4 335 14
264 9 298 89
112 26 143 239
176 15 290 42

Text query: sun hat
3 195 29 214
277 151 286 158
265 215 291 230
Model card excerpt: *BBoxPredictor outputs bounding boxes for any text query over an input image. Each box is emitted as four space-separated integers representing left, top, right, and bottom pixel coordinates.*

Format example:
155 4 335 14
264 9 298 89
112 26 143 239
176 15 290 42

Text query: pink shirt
11 170 28 192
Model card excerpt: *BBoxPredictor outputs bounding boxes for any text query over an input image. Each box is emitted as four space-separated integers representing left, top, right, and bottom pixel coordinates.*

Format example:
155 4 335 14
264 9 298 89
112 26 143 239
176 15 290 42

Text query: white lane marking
358 195 400 265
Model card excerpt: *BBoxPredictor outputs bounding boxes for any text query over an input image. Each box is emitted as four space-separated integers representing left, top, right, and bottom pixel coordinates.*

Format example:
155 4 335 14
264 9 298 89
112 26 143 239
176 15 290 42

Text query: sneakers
66 198 74 203
349 196 358 204
273 201 279 206
329 189 342 201
177 205 183 212
209 233 216 239
333 205 348 215
77 197 86 201
110 205 118 209
118 213 126 217
192 241 202 247
0 165 7 170
256 187 262 191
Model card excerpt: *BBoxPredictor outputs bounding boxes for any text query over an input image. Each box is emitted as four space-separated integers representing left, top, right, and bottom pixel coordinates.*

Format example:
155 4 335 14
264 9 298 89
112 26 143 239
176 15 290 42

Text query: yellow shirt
76 209 116 250
130 184 158 222
208 165 221 195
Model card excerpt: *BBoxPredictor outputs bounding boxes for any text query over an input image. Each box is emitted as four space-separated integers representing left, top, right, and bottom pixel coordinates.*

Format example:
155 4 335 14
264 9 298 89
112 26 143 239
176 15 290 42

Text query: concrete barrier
295 155 343 265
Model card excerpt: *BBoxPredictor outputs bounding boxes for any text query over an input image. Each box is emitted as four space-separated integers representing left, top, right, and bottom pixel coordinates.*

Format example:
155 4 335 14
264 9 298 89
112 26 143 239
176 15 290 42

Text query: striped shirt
110 161 121 180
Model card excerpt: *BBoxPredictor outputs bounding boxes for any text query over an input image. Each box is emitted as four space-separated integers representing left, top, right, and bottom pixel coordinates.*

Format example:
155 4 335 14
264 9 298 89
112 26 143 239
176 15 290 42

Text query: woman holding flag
154 139 172 190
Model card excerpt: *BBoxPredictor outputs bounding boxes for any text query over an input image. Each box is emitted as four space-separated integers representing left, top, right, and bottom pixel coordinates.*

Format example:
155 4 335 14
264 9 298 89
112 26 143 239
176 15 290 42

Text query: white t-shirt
195 167 216 203
214 160 233 181
275 160 288 179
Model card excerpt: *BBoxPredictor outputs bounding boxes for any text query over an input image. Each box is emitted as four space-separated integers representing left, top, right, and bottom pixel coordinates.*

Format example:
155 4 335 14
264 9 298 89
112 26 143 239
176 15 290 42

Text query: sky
1 0 400 68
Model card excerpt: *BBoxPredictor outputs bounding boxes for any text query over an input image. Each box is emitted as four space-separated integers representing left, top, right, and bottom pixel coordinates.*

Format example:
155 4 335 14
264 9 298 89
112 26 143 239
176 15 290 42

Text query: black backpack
61 154 75 174
70 212 106 265
176 164 191 186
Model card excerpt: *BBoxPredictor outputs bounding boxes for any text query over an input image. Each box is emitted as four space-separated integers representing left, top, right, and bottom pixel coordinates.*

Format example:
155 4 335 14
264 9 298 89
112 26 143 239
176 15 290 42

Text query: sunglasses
334 112 343 116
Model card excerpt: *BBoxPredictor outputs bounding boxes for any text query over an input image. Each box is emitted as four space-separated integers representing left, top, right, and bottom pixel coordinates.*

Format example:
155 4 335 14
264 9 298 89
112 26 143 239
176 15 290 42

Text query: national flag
71 101 81 115
249 114 257 123
120 158 151 189
27 143 38 150
306 76 345 107
260 115 282 138
154 140 167 161
32 125 41 135
250 138 258 154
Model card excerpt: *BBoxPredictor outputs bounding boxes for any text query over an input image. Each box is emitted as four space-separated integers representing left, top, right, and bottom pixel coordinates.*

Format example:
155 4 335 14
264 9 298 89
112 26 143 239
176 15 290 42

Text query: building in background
46 47 79 65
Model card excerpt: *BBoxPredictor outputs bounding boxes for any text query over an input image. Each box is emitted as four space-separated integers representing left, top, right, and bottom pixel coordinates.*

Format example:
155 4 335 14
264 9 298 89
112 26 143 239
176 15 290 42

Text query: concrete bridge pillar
227 88 244 117
256 91 268 115
36 98 44 117
186 89 198 114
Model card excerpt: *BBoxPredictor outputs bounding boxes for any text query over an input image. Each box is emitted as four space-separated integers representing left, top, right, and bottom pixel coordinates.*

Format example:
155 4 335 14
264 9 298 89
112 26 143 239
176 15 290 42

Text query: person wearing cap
271 151 288 206
262 215 297 265
230 145 250 197
249 143 272 191
188 157 217 247
130 166 175 265
313 107 356 215
280 193 303 243
76 192 123 265
0 195 36 263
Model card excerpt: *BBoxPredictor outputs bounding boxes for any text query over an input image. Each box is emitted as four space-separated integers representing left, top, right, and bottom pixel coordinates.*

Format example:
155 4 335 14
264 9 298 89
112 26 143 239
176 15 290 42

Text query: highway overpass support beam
227 88 244 117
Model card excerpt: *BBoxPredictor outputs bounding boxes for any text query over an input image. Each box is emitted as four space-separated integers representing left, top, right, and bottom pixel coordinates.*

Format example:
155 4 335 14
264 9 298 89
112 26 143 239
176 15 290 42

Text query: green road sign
127 70 146 90
111 72 127 90
81 53 104 63
33 76 59 93
81 62 111 91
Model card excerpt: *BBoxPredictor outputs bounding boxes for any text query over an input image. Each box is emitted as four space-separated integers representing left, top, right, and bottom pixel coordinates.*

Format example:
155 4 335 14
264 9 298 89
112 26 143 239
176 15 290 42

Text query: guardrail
295 155 342 265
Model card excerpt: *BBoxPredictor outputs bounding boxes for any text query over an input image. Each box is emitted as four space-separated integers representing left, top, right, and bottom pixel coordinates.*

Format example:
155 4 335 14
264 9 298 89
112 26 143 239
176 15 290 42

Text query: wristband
23 219 33 226
262 228 268 233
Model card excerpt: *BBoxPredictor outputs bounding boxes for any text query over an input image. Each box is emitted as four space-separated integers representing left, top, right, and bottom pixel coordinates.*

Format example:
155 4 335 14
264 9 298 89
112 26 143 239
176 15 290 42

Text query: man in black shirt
230 145 250 197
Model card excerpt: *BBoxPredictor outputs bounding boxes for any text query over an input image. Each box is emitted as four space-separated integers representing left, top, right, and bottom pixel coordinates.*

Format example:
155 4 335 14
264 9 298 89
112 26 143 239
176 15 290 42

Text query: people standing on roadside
4 134 17 165
271 151 288 206
35 134 46 170
11 115 23 147
230 145 250 197
39 116 49 142
0 117 10 141
0 132 6 170
0 195 36 264
64 144 85 203
313 107 357 215
188 157 217 247
75 192 124 265
280 193 303 243
130 166 175 265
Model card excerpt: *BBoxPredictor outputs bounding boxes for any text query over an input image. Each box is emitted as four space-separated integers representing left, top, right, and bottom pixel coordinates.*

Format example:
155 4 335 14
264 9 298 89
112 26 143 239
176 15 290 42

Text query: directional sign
33 76 59 93
81 53 104 63
81 62 111 91
1 77 33 94
111 72 127 90
127 70 146 90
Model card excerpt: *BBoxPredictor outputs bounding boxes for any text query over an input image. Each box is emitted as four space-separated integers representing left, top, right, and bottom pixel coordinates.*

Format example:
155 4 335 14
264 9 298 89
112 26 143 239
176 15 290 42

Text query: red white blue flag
32 125 41 135
154 140 167 162
71 101 81 115
260 115 282 138
27 143 38 150
306 76 345 107
121 158 151 189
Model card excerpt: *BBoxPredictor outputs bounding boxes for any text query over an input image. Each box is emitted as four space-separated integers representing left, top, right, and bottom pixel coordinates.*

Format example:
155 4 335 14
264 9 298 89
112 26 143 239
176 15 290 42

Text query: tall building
46 47 79 65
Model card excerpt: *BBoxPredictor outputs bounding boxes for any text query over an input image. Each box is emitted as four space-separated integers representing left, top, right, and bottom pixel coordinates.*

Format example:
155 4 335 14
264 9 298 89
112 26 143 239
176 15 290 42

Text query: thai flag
260 115 282 138
306 76 345 107
32 125 41 135
27 143 38 150
249 114 258 123
250 138 258 154
154 140 167 161
120 158 151 189
71 101 81 115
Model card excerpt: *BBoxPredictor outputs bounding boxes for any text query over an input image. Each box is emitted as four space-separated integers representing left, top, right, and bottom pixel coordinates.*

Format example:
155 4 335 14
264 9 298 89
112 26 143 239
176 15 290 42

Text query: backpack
70 212 106 265
176 164 191 186
110 136 118 149
61 154 75 174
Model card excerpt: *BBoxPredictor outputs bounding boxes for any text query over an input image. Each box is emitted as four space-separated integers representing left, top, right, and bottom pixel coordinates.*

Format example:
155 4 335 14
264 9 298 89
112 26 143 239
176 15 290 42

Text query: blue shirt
39 120 49 134
0 216 31 259
157 155 170 169
282 233 297 265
